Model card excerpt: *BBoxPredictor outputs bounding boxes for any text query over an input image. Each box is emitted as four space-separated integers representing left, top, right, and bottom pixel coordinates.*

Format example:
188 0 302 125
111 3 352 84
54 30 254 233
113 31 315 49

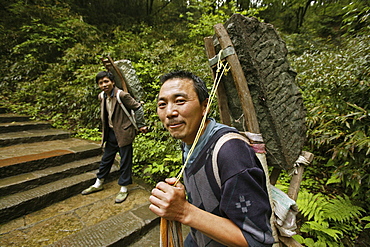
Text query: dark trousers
97 128 133 186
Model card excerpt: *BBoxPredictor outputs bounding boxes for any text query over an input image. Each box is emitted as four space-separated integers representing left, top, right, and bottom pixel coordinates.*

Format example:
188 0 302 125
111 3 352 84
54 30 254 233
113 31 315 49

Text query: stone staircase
0 107 160 246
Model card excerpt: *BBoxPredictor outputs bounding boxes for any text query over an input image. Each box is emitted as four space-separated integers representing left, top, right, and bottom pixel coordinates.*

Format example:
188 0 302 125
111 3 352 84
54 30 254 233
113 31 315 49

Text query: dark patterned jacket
183 126 274 247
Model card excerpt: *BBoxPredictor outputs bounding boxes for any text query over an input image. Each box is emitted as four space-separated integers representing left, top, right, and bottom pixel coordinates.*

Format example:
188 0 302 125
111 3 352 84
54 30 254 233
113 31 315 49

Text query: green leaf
326 174 341 185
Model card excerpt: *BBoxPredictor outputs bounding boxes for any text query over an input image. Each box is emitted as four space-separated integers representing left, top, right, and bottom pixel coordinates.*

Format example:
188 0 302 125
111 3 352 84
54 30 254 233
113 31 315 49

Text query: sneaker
115 191 128 203
81 185 103 195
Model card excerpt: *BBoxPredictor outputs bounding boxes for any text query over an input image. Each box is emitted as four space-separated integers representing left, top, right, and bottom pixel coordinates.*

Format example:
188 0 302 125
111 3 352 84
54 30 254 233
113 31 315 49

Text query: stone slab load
214 14 306 170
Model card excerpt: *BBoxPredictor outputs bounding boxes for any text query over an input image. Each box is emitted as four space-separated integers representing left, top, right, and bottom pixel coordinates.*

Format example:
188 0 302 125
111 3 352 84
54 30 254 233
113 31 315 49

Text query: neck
106 87 115 97
185 118 211 145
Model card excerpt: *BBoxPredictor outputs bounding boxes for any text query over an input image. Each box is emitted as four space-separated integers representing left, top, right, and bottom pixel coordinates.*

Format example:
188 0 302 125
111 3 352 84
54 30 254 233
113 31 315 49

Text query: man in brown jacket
82 71 147 203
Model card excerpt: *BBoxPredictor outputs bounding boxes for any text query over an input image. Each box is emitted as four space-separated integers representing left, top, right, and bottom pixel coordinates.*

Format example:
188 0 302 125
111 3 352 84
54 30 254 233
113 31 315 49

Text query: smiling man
149 70 274 247
81 71 148 203
156 74 208 144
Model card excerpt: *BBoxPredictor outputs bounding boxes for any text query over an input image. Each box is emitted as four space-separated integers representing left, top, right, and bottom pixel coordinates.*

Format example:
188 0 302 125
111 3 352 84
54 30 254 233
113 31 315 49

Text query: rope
289 154 310 176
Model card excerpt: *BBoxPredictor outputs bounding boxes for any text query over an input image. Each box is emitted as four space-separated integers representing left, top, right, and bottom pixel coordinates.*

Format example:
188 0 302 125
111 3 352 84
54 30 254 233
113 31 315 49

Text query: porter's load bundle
213 14 306 170
102 56 145 102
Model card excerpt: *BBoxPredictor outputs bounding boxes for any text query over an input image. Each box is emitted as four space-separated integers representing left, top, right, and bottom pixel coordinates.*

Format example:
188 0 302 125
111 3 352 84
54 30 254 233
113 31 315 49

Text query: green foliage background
0 0 369 245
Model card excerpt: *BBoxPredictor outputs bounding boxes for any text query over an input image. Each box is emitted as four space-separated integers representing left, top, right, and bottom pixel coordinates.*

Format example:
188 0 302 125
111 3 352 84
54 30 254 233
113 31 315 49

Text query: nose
166 103 179 118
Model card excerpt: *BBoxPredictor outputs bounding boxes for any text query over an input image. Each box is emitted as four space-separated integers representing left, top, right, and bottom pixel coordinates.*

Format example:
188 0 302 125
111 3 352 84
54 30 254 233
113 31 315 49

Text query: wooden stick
160 218 183 247
204 36 232 126
287 151 314 201
175 221 184 246
160 218 169 247
214 23 260 134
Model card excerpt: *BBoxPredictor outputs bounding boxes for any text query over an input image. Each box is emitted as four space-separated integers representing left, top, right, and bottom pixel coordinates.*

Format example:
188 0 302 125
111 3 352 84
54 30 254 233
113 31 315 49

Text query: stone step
0 179 158 246
0 156 101 197
0 128 73 147
50 201 159 247
0 113 30 123
0 164 121 225
127 221 191 247
0 111 165 245
0 138 102 179
0 120 51 133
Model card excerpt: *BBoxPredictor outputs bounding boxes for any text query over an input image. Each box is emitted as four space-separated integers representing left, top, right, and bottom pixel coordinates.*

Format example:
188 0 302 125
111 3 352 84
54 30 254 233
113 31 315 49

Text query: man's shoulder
117 88 138 101
212 125 239 141
201 125 240 153
211 127 253 161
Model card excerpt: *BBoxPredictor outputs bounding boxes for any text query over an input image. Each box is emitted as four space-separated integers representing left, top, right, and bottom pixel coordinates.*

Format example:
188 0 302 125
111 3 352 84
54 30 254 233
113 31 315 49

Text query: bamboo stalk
160 218 183 247
160 218 169 247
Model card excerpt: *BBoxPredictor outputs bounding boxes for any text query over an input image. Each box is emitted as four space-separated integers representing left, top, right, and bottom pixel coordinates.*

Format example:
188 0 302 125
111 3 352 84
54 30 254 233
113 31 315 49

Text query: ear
201 98 209 116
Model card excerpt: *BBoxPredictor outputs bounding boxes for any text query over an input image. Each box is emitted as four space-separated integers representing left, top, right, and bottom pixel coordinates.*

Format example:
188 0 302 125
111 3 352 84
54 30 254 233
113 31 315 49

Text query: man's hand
149 178 249 246
149 178 189 222
139 126 149 134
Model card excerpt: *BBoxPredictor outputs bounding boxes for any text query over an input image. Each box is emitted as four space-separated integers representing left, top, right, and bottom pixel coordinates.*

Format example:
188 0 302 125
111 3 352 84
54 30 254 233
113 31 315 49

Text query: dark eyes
157 98 186 109
98 80 110 85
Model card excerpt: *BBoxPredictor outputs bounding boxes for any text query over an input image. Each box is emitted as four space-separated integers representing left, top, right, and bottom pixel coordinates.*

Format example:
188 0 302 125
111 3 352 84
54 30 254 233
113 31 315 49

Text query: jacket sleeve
217 138 274 246
133 106 145 128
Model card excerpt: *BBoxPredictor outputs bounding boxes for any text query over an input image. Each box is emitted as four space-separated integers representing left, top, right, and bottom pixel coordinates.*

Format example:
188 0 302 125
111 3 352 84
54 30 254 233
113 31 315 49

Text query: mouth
167 121 184 129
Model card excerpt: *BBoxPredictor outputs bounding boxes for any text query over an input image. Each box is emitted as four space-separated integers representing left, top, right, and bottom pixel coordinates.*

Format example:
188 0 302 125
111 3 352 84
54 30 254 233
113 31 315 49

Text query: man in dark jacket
149 70 273 246
82 71 147 203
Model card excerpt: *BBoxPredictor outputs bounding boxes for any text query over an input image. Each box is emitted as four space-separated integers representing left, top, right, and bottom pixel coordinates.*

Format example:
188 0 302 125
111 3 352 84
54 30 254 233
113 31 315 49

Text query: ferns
324 195 364 222
298 192 328 222
301 221 342 241
294 192 366 246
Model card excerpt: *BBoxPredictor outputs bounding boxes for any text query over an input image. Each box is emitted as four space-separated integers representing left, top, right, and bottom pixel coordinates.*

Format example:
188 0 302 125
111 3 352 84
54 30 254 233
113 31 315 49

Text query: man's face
157 78 208 145
98 76 115 95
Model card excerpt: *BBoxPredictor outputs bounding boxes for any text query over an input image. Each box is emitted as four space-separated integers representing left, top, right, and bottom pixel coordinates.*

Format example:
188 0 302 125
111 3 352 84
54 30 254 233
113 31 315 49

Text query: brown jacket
99 87 141 147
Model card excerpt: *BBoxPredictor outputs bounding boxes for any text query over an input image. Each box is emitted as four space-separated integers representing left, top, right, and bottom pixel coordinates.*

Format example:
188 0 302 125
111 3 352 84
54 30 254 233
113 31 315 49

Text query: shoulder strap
212 132 250 188
116 90 139 131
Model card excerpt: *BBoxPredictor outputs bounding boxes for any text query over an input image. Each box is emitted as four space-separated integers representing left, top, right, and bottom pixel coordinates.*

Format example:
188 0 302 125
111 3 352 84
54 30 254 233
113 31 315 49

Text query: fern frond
323 195 365 222
317 236 344 247
302 221 343 241
361 216 370 229
297 192 327 221
312 240 328 247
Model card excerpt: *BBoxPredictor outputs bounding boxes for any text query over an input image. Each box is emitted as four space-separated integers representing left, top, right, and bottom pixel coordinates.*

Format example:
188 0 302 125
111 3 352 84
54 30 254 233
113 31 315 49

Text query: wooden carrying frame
101 55 129 92
204 23 313 247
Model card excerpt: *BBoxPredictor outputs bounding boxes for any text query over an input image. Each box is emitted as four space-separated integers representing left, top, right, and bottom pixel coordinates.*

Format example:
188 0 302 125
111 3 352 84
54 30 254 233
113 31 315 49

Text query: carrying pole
101 55 128 92
204 36 232 126
213 23 260 134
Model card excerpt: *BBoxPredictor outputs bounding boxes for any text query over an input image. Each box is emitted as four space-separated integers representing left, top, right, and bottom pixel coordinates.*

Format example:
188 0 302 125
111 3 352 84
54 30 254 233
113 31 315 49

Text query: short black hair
160 70 209 103
95 71 115 84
